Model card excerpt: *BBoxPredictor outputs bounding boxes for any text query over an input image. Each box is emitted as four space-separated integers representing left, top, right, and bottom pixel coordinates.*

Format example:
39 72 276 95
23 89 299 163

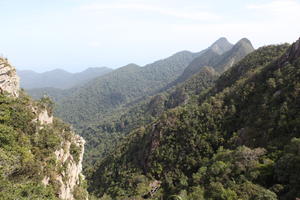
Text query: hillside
34 38 251 174
18 67 112 89
45 38 251 170
0 58 88 199
81 65 220 170
54 38 233 127
175 38 254 84
88 38 300 200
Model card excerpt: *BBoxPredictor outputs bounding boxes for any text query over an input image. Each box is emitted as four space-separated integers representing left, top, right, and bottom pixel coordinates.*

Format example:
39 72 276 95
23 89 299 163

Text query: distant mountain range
4 35 300 200
17 67 113 89
24 37 255 175
89 38 300 200
43 37 240 125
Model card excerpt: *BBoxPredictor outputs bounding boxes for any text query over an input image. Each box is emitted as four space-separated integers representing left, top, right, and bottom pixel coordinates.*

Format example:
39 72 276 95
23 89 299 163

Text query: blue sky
0 0 300 72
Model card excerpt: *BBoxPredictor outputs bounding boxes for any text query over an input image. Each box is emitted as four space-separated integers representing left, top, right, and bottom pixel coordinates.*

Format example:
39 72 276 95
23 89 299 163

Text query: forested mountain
26 87 71 102
18 67 112 89
175 38 254 84
80 64 220 171
52 37 233 127
24 38 251 178
4 35 300 200
88 38 300 200
37 38 253 173
0 57 87 200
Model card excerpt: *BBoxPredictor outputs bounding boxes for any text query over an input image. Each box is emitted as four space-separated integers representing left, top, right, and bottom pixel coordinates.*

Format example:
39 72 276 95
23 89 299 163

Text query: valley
5 36 299 199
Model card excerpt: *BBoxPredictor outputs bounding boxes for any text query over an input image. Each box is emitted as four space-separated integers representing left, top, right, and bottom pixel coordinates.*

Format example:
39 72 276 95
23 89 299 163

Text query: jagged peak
235 38 253 48
210 37 233 55
228 38 254 54
212 37 230 45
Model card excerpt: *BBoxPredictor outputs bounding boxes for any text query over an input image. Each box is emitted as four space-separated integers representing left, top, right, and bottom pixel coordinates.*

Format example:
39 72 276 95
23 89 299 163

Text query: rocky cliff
278 37 300 65
0 57 19 97
42 128 86 200
55 135 85 200
0 57 87 200
33 95 87 199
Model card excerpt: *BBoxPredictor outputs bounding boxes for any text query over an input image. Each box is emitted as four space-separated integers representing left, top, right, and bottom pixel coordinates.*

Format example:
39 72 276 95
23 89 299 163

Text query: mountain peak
210 37 233 54
214 37 229 44
232 38 254 53
236 38 252 46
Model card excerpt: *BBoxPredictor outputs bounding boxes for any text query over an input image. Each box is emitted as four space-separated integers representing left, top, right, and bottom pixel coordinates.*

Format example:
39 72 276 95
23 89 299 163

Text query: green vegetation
81 62 220 173
14 37 300 199
55 51 200 126
175 38 254 84
46 38 250 175
0 91 85 199
70 143 82 164
87 42 300 200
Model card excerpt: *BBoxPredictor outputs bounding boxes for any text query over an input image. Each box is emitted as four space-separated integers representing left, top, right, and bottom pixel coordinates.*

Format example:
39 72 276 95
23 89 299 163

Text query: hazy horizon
1 0 300 72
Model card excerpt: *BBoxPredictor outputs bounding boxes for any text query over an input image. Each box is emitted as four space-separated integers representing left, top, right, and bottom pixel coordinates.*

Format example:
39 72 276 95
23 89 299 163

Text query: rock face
0 57 19 97
38 109 53 125
278 37 300 65
54 135 86 200
32 107 54 125
39 110 87 200
0 57 87 199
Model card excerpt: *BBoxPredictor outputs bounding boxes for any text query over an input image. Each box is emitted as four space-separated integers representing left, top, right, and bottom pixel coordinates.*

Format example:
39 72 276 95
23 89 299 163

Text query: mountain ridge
174 38 254 85
88 38 299 200
0 57 88 200
18 66 113 89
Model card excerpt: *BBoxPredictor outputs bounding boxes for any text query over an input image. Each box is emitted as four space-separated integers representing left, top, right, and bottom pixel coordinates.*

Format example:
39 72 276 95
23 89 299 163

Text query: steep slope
51 38 249 173
50 38 235 170
175 38 254 84
213 38 254 72
0 58 88 200
209 37 234 54
18 67 112 89
81 65 219 171
89 39 300 200
26 87 69 102
55 38 231 126
174 49 220 84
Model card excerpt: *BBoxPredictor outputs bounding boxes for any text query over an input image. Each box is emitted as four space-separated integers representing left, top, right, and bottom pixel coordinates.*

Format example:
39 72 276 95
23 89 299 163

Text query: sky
0 0 299 72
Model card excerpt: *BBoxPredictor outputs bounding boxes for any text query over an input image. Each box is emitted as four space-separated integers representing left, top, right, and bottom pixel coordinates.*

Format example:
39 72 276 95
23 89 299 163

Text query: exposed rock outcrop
32 107 54 125
40 112 87 200
278 37 300 65
0 57 19 97
0 57 87 199
54 135 86 200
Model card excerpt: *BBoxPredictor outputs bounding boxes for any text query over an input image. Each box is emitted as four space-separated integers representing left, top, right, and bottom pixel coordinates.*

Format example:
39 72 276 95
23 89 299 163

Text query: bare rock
0 57 19 97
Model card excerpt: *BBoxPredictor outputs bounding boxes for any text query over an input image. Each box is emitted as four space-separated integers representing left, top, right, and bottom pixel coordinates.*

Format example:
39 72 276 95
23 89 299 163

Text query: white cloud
247 0 300 18
79 2 220 21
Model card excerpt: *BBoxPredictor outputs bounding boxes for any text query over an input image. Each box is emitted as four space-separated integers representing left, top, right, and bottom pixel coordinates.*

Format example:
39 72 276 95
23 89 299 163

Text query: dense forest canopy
2 36 300 200
87 39 300 200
